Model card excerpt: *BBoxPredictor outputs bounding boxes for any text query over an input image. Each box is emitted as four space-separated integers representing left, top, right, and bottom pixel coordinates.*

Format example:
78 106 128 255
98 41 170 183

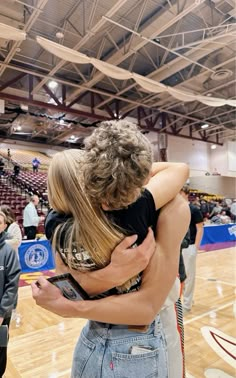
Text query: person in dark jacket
0 211 21 377
179 229 190 284
13 163 20 177
0 159 4 177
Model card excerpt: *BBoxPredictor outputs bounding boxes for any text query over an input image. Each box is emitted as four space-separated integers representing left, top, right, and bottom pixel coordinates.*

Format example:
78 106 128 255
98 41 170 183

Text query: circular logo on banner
25 244 49 269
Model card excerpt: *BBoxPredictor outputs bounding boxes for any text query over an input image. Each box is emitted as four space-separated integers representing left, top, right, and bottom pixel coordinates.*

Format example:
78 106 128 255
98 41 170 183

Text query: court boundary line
196 275 236 287
184 301 234 325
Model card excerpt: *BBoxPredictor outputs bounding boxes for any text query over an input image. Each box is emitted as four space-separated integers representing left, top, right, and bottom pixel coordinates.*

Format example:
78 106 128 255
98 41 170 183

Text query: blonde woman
32 123 190 377
0 205 22 255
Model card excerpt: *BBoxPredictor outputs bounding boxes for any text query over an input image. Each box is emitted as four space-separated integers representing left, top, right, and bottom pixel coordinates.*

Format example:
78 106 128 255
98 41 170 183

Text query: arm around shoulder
146 162 189 209
35 196 190 325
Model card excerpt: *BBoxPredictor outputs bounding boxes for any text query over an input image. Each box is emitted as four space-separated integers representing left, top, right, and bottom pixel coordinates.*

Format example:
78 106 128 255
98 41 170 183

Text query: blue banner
201 224 236 246
19 240 55 273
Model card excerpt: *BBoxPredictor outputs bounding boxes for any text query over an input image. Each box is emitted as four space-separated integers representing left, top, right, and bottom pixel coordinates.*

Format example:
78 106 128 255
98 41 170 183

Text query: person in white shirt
23 195 42 240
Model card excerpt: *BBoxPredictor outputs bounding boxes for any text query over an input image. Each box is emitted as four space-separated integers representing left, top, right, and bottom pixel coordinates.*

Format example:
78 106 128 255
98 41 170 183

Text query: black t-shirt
45 189 158 243
104 189 159 244
45 189 159 296
200 203 209 216
189 203 203 244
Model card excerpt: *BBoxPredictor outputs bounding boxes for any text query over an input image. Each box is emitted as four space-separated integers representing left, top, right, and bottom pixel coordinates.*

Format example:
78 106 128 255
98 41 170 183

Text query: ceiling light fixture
56 32 64 39
211 144 217 150
48 98 57 105
48 80 58 89
20 104 29 111
201 124 209 129
211 69 232 81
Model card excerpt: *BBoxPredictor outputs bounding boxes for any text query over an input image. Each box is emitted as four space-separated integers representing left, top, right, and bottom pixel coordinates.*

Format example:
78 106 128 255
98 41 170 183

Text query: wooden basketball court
5 247 236 378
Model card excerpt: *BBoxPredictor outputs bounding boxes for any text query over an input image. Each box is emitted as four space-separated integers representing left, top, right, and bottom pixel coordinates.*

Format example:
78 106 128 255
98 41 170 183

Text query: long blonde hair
47 149 124 269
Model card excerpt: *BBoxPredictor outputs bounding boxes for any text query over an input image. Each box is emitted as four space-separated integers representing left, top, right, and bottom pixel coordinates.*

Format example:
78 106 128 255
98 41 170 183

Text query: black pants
24 226 37 240
0 317 11 378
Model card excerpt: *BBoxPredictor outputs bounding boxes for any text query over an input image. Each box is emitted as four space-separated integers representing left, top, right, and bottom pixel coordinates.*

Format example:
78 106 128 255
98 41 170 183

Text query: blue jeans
71 315 168 378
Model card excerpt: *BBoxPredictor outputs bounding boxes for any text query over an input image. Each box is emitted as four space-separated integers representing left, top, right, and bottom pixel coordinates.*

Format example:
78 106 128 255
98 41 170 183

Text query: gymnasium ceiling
0 0 235 147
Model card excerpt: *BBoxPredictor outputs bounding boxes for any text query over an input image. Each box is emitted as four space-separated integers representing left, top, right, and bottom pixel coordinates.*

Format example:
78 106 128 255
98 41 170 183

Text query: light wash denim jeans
71 315 168 378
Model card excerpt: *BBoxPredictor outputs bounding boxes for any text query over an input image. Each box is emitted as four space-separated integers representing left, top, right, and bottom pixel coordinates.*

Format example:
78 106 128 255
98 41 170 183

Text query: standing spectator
0 159 4 177
23 195 42 240
32 157 40 173
180 185 204 314
0 205 22 254
230 199 236 223
179 230 190 285
0 211 21 377
7 149 11 160
209 201 223 219
192 196 200 209
13 163 20 177
200 200 209 220
208 199 215 215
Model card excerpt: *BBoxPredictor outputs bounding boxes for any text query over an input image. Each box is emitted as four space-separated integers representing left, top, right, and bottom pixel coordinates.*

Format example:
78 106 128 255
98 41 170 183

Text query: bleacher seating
0 177 45 235
0 149 51 171
0 148 52 236
0 180 26 231
10 171 47 194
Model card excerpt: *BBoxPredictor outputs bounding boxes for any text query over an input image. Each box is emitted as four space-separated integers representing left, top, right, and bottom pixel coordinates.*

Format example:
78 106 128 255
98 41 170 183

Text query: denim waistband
85 314 161 341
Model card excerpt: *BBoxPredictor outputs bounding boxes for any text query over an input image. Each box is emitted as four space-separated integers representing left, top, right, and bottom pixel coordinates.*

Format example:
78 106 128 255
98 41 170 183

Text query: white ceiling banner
26 34 236 108
167 87 196 102
133 74 167 93
0 22 234 108
36 36 91 64
197 96 236 107
0 22 26 41
91 58 132 80
227 100 236 107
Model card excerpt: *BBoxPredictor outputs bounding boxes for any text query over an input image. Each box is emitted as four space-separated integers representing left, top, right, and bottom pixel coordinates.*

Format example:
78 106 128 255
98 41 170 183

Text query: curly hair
83 120 153 209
